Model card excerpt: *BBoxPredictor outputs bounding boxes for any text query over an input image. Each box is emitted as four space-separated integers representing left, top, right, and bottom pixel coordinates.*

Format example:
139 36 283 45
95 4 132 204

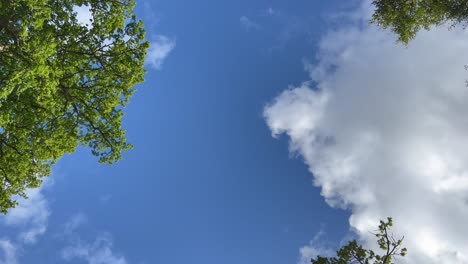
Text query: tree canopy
311 218 407 264
0 0 149 213
371 0 468 44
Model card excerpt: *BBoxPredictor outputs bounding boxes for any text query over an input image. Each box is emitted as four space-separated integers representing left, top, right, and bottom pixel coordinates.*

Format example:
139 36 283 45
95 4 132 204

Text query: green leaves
0 0 149 213
371 0 468 44
311 218 406 264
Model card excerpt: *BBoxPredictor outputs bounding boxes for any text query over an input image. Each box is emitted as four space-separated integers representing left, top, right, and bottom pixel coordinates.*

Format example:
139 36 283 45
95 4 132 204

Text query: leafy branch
311 218 407 264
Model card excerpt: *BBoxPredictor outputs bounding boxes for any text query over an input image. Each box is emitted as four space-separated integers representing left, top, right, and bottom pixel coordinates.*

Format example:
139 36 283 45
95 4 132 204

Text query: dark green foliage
0 0 149 213
311 218 407 264
371 0 468 44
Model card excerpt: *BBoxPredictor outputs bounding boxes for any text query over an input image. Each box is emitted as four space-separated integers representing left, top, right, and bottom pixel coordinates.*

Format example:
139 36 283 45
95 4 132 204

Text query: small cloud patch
240 16 260 31
145 35 176 70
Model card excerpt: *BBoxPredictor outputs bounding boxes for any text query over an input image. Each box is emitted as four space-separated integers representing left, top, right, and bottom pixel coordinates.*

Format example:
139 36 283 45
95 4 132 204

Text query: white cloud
145 35 175 70
0 240 17 264
62 214 127 264
62 235 127 264
240 16 260 31
3 182 51 244
0 178 53 263
264 1 468 263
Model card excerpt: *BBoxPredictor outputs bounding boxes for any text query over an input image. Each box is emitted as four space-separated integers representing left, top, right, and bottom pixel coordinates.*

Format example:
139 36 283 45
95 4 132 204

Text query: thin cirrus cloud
240 16 260 31
61 213 128 264
0 240 16 264
264 1 468 264
0 181 125 264
61 235 127 264
266 7 276 16
63 212 88 236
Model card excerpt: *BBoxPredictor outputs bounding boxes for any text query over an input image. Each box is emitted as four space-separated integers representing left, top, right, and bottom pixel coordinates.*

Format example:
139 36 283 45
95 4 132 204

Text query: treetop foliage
371 0 468 44
311 218 407 264
0 0 149 213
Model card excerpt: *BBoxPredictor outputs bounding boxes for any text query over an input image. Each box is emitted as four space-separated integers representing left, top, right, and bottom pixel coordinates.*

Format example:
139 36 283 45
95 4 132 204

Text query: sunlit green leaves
371 0 468 44
0 0 149 213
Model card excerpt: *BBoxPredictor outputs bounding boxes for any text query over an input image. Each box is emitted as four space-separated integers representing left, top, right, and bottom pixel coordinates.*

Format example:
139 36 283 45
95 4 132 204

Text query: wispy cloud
63 213 87 236
240 8 317 52
298 228 335 264
0 239 17 264
99 194 112 204
62 234 127 264
61 214 127 264
264 1 468 263
240 16 260 31
146 35 176 70
265 7 277 16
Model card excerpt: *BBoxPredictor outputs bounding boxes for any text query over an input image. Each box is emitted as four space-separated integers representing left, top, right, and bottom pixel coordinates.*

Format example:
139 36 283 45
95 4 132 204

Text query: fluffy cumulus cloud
0 180 51 263
4 187 50 244
146 35 176 70
264 1 468 263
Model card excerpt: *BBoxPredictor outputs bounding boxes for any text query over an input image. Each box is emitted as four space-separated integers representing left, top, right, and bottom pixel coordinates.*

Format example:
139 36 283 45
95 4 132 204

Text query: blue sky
7 1 468 264
0 1 352 263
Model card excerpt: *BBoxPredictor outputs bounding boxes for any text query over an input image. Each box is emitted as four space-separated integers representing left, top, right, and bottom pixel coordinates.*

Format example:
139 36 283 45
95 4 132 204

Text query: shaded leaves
311 218 407 264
